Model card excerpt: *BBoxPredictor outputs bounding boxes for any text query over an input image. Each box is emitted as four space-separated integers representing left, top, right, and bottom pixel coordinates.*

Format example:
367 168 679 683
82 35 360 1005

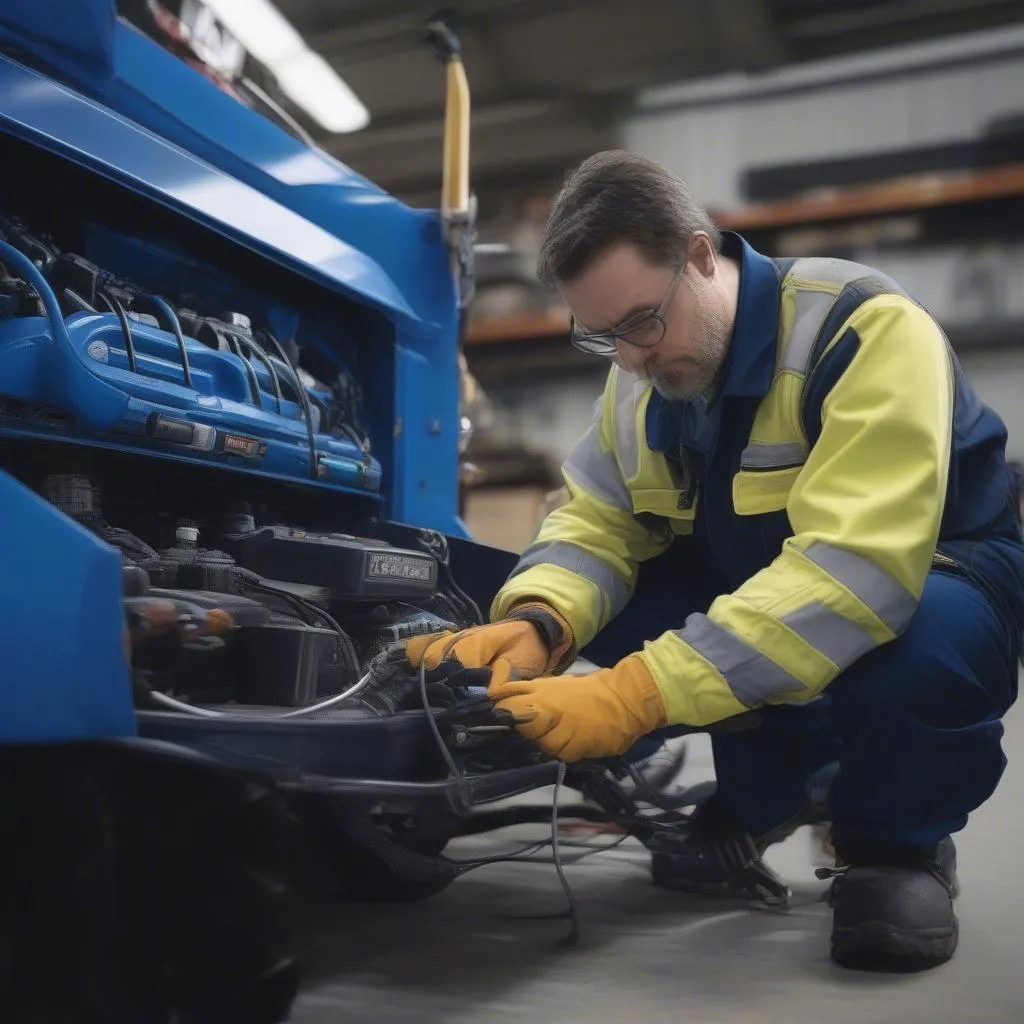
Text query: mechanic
406 150 1024 970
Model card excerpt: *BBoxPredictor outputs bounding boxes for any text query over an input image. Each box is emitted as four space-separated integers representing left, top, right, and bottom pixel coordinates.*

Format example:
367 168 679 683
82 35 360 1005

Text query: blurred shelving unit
466 161 1024 358
715 162 1024 234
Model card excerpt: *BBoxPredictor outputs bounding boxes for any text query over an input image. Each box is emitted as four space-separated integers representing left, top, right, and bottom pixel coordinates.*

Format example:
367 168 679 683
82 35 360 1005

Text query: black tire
0 741 301 1024
300 806 458 903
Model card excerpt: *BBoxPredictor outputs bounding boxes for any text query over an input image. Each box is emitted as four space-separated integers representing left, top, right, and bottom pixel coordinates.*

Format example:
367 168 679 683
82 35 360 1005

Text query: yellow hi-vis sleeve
642 294 955 727
492 382 670 651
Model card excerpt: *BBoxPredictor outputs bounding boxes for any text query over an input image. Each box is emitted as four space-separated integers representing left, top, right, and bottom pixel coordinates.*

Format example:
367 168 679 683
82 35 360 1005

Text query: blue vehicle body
0 0 477 747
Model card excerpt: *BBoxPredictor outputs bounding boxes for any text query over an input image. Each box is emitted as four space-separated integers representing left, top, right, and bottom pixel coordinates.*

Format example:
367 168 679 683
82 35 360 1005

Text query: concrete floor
289 701 1024 1024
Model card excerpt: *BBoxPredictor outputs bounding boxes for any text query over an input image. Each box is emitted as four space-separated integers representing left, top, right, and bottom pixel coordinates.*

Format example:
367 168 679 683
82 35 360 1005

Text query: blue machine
0 0 491 746
0 12 725 1015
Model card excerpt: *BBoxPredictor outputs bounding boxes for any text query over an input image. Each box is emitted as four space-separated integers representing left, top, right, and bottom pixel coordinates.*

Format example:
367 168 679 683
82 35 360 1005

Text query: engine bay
37 468 481 717
0 134 484 734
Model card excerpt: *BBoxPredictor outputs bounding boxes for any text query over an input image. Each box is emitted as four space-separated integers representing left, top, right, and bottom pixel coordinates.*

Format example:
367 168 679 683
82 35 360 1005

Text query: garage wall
958 353 1024 465
623 26 1024 210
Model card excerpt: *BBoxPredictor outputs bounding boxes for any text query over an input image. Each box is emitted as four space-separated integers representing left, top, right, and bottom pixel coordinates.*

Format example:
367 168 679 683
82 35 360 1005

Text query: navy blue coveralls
584 235 1024 855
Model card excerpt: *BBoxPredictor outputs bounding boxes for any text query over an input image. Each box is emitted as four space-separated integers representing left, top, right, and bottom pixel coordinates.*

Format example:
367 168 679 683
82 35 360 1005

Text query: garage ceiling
277 0 1024 211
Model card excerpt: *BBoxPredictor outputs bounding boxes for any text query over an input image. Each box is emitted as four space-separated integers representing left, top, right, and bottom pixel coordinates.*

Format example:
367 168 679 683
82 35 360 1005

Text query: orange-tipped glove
403 603 574 686
488 654 668 763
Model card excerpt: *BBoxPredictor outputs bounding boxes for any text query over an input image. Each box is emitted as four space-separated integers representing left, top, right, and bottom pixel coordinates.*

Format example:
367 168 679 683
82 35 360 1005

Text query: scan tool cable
417 662 581 945
148 670 374 720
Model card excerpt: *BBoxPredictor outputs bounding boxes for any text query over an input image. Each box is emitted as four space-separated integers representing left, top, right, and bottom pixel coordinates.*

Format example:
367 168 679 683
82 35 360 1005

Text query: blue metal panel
108 21 459 333
0 54 420 325
0 469 136 742
0 0 114 92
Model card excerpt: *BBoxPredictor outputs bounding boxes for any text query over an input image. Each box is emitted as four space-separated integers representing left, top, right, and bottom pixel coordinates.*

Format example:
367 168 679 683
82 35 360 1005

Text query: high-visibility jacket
492 232 1024 727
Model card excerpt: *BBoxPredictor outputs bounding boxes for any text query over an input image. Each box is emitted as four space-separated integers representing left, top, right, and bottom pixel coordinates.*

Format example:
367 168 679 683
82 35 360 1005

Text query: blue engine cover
0 241 383 497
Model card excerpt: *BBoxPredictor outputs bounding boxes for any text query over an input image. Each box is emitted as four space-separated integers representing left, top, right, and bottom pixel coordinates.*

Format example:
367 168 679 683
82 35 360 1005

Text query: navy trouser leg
827 569 1019 850
712 569 1020 849
709 700 839 839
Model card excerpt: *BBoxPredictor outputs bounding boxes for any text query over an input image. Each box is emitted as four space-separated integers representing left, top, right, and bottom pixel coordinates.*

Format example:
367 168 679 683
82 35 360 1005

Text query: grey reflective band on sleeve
801 541 919 634
780 600 879 669
675 614 808 708
739 440 808 470
784 286 835 373
563 424 632 510
784 258 907 379
509 540 633 619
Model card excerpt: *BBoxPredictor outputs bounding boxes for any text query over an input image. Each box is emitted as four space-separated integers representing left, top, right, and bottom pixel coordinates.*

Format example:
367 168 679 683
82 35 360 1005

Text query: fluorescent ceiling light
201 0 369 133
202 0 303 64
274 50 370 133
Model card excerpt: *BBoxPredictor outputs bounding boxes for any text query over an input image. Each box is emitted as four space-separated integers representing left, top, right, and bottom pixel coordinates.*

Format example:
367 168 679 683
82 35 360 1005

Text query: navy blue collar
645 232 782 454
713 231 782 401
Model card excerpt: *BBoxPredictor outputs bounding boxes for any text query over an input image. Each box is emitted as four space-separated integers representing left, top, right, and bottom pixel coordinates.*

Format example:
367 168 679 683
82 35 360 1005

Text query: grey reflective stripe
784 258 907 376
676 614 808 708
740 440 807 470
781 601 878 670
510 540 632 619
613 369 643 480
784 286 835 373
789 256 897 288
563 424 631 510
802 541 918 633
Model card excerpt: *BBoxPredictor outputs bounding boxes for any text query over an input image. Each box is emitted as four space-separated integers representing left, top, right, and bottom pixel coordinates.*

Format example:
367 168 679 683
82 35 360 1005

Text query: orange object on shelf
467 308 570 346
715 162 1024 232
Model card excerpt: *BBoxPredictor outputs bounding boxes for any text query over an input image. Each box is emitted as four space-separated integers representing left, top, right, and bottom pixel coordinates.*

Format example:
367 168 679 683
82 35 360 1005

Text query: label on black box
366 552 433 583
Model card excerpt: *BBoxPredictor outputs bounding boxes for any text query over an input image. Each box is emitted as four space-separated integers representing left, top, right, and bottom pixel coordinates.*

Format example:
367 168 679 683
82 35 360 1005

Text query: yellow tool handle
425 18 471 221
442 57 471 220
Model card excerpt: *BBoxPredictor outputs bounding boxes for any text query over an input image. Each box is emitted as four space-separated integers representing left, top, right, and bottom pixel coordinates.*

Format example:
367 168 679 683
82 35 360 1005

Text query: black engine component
157 522 236 592
220 522 438 601
343 603 457 665
37 471 460 711
237 622 343 706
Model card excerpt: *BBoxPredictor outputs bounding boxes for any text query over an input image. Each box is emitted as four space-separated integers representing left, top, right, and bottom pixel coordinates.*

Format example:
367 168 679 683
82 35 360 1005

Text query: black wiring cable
97 291 138 373
256 327 318 480
224 334 263 407
551 761 581 945
135 293 193 389
416 531 484 625
417 661 581 943
455 832 632 872
239 335 284 412
444 568 484 626
63 288 97 314
235 567 360 674
418 661 465 787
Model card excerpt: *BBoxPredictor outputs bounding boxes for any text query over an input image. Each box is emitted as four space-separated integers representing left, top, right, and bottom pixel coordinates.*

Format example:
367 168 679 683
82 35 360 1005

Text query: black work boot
826 836 960 972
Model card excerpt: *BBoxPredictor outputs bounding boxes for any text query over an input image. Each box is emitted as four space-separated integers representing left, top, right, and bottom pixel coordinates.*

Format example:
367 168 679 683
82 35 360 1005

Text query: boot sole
831 917 959 972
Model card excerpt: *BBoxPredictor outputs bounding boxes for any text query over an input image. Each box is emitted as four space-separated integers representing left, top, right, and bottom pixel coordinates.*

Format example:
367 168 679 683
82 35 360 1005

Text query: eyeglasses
570 263 685 357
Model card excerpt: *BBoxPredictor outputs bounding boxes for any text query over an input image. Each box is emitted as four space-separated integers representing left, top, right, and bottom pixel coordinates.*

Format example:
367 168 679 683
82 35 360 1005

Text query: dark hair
536 150 721 285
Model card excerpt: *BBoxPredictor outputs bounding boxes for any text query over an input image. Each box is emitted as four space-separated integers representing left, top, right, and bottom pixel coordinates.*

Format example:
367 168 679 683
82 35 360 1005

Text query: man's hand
488 654 668 762
404 603 572 685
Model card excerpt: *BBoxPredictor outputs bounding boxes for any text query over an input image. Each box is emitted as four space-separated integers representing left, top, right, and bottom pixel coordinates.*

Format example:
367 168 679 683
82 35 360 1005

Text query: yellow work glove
488 654 668 763
403 602 574 685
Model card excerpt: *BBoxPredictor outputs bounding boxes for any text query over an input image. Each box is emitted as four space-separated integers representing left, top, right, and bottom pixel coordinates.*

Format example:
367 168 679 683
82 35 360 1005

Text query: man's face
559 238 733 402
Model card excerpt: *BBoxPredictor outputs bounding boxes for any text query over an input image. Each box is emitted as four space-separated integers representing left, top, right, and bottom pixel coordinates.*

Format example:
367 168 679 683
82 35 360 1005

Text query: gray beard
652 296 732 402
651 372 717 403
